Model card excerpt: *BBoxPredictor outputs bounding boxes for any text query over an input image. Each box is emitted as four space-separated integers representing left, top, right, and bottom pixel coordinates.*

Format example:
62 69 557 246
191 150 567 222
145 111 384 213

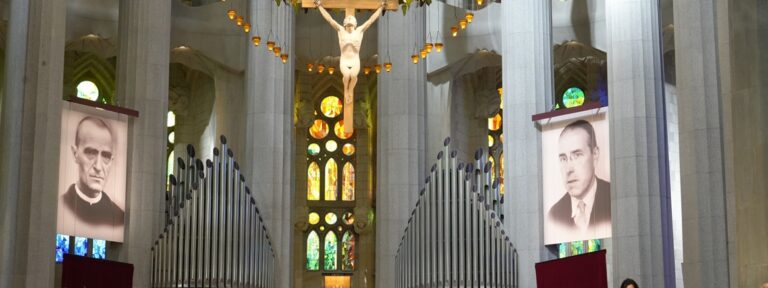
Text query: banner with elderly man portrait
541 109 611 245
57 102 128 243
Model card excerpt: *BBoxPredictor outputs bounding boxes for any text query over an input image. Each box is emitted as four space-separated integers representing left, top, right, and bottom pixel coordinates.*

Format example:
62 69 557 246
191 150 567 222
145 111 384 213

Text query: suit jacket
548 178 611 229
63 184 125 227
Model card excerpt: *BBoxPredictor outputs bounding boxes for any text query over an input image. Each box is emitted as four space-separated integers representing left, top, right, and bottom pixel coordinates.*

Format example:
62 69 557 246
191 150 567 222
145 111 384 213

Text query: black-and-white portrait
543 112 611 245
57 103 127 242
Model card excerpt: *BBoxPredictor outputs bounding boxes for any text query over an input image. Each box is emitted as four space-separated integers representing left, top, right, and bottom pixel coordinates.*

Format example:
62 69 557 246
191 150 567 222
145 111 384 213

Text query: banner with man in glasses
57 102 128 242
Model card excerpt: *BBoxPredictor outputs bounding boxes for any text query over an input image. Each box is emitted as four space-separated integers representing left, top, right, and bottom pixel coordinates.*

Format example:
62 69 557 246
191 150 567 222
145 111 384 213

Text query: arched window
308 162 321 200
341 231 356 271
342 163 355 201
323 232 338 270
307 231 320 270
489 88 504 196
325 159 338 201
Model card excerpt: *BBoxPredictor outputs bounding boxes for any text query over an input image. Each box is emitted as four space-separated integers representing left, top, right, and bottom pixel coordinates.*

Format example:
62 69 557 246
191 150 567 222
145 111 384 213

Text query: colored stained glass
320 96 343 118
168 132 175 144
308 162 320 200
570 240 585 255
488 135 494 148
558 243 567 258
587 239 601 252
93 239 106 259
309 120 329 139
309 212 320 225
341 231 356 271
334 120 353 140
308 143 321 156
325 159 338 200
325 213 338 225
325 140 338 152
489 156 496 182
56 234 70 263
167 111 176 127
324 232 338 270
342 143 355 156
342 212 355 225
563 87 585 108
342 163 355 201
500 153 505 196
74 237 88 256
488 113 502 131
307 231 320 270
76 80 99 101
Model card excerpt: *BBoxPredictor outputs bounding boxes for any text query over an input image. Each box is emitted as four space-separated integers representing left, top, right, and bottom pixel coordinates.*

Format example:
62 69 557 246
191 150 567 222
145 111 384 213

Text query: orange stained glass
489 156 496 182
342 143 355 156
325 159 338 201
334 120 353 140
309 119 329 139
342 212 355 225
499 153 505 195
308 162 320 200
321 96 343 118
342 163 355 201
488 113 502 131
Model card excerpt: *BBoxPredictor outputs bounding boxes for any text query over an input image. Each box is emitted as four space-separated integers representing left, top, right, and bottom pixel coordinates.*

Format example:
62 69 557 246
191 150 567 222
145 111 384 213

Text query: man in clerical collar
548 119 611 231
62 116 124 226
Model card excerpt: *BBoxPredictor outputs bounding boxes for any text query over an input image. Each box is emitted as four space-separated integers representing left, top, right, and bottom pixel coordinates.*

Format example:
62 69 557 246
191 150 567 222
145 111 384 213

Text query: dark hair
560 119 597 149
620 278 639 288
75 116 114 147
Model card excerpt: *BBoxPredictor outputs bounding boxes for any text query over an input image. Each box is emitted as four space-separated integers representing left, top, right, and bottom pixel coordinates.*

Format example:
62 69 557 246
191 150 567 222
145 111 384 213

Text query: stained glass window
76 80 99 101
488 135 494 147
324 232 338 270
325 159 338 201
500 153 505 195
309 212 320 225
320 96 343 118
342 163 355 201
56 234 70 263
488 113 502 131
325 140 338 152
309 120 329 139
341 231 356 271
325 213 338 225
342 143 355 156
74 237 88 256
342 212 354 225
308 162 320 200
334 120 353 140
489 156 496 182
93 239 106 259
307 231 320 270
167 111 176 128
308 143 321 156
563 87 585 108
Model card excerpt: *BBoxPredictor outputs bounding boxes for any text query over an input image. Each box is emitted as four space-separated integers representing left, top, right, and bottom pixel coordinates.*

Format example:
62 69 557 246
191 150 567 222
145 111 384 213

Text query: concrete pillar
244 1 294 286
375 8 427 288
114 0 171 286
500 0 554 287
672 0 729 287
606 0 675 286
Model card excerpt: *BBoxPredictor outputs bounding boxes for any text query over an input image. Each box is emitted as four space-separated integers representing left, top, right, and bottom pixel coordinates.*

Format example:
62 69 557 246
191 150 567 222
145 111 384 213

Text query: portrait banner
57 101 129 242
541 109 611 245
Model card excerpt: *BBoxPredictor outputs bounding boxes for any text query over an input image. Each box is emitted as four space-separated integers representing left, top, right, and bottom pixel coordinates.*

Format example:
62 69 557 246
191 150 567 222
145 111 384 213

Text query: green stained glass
570 240 585 255
324 232 338 270
587 239 601 252
307 231 320 270
558 243 567 258
563 87 586 108
308 143 321 156
341 231 356 271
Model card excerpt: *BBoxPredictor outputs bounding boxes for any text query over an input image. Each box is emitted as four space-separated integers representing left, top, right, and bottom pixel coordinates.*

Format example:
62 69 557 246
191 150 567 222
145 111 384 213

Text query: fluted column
245 1 294 287
606 0 675 286
500 0 553 287
115 0 171 286
672 0 729 287
376 8 427 288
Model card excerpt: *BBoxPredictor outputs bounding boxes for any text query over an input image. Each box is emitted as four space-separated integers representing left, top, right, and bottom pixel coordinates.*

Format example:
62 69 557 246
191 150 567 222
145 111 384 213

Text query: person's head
761 282 768 288
558 120 599 200
343 15 357 32
620 278 638 288
71 116 115 195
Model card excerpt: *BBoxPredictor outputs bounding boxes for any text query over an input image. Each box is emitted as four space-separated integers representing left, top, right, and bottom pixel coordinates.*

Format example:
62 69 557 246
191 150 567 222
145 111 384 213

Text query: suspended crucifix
303 0 399 134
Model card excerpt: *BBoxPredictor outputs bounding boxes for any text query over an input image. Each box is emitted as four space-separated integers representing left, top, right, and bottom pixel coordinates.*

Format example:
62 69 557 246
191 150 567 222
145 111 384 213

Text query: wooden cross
302 0 399 17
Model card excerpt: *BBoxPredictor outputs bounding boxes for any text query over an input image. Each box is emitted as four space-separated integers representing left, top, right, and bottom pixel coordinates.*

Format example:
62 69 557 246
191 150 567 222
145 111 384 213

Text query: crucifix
302 0 399 134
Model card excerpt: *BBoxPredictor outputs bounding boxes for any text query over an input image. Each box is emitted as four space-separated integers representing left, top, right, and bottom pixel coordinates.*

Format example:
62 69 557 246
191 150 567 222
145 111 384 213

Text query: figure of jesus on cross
305 0 397 134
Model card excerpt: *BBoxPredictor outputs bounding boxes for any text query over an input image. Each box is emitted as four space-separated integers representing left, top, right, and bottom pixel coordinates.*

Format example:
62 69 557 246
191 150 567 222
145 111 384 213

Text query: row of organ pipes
395 138 518 288
151 136 277 287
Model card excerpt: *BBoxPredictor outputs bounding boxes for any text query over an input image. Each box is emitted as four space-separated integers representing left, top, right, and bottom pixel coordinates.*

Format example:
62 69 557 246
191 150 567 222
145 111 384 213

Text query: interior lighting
426 43 434 53
363 66 371 75
281 54 289 63
318 64 326 73
374 64 382 74
451 26 459 37
227 10 237 20
267 41 275 51
435 42 444 52
411 54 419 64
252 36 261 46
328 67 335 74
243 23 251 33
465 12 474 23
384 62 392 72
307 63 314 72
236 16 244 26
420 49 427 59
459 19 468 29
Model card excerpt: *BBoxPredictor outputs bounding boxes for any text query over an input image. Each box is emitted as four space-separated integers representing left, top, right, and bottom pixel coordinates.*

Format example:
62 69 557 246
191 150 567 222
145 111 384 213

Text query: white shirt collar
570 177 598 220
74 184 103 205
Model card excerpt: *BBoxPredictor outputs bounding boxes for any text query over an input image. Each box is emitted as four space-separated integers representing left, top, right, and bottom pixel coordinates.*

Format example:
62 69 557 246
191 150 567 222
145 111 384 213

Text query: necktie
575 200 587 230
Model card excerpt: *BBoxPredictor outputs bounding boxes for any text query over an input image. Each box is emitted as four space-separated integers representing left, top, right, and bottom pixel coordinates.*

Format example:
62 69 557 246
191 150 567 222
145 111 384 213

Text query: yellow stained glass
326 140 338 152
489 156 496 182
342 212 355 225
321 96 343 118
334 120 353 140
308 143 321 156
488 135 494 147
325 159 338 200
342 163 355 201
325 213 338 225
342 143 355 156
500 133 504 144
500 153 505 196
309 120 329 139
488 113 502 131
308 162 320 200
309 212 320 225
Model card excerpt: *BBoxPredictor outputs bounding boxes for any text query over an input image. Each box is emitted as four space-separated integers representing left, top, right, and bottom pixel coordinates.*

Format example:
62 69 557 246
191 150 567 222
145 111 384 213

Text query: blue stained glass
570 240 585 256
93 239 106 259
558 243 567 258
562 87 586 108
56 234 70 263
74 237 88 256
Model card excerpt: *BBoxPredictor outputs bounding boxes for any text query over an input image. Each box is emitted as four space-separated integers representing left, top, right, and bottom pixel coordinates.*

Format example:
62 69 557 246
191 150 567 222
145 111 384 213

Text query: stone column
376 8 427 288
0 0 66 286
500 0 554 287
114 0 171 286
606 0 675 286
245 1 294 286
672 0 729 287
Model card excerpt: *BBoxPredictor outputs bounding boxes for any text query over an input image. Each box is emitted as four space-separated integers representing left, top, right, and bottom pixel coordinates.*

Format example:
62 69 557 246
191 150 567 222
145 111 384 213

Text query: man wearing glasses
62 116 124 227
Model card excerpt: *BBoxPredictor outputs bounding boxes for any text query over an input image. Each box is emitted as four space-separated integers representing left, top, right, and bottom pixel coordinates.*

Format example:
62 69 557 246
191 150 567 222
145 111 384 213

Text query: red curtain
62 254 133 288
535 250 608 288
